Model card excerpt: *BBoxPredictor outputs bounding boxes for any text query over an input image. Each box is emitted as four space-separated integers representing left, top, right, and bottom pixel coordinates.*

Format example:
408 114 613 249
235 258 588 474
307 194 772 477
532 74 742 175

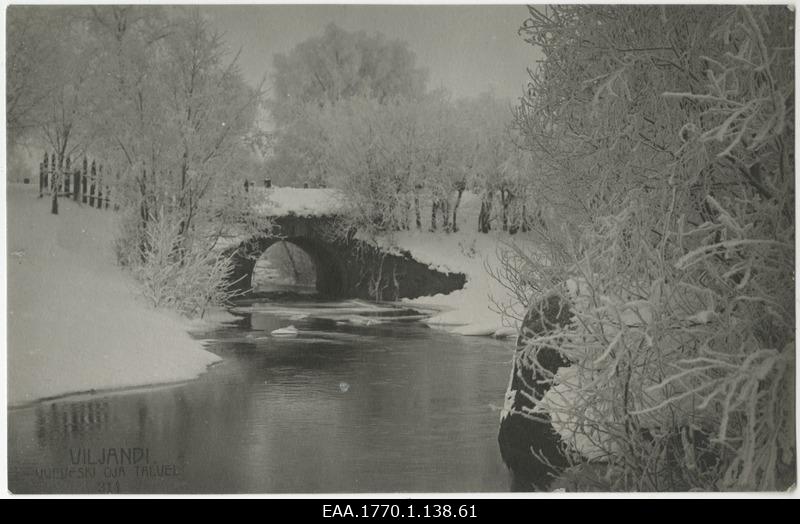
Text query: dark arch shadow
228 235 347 298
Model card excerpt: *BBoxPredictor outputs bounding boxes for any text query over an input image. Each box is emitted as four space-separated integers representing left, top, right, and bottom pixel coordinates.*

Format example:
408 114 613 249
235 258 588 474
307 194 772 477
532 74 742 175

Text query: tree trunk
430 199 438 231
96 166 103 209
138 168 150 261
414 193 422 230
50 152 56 192
452 186 464 233
89 161 97 207
64 157 71 195
51 151 63 215
478 190 493 233
81 157 88 204
501 188 513 232
42 153 49 191
73 170 80 201
509 200 519 235
521 204 529 233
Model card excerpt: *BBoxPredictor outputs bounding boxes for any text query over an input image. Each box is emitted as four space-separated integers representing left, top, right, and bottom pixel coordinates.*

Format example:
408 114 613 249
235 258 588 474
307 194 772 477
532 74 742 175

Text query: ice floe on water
269 337 347 345
231 299 436 327
271 325 299 337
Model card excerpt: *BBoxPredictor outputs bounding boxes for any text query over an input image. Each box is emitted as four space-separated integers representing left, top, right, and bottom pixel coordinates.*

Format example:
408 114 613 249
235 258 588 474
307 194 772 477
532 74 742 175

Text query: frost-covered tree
270 23 428 126
10 5 268 314
267 24 429 187
415 91 463 232
9 8 101 214
306 92 487 237
458 92 527 233
507 5 794 491
6 7 64 144
87 7 264 248
310 95 414 236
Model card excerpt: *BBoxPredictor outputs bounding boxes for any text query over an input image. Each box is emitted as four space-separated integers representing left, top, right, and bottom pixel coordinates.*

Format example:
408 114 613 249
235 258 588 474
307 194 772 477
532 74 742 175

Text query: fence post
64 156 71 195
96 165 103 209
43 152 48 190
50 152 56 193
73 167 80 201
51 151 59 214
82 157 88 204
89 160 96 207
55 151 62 193
39 157 45 197
56 152 63 194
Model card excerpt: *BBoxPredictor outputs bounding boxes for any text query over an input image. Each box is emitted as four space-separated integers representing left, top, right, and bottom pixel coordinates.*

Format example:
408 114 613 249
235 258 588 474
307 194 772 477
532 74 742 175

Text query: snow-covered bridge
224 187 465 300
250 186 345 218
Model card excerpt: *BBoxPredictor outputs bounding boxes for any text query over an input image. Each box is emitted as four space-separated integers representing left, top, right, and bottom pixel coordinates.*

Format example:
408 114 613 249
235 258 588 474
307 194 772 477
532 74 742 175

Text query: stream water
8 297 514 493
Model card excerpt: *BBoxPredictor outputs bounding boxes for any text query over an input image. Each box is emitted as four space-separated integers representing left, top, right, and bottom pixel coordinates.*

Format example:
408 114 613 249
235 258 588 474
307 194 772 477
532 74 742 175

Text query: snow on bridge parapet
252 186 345 217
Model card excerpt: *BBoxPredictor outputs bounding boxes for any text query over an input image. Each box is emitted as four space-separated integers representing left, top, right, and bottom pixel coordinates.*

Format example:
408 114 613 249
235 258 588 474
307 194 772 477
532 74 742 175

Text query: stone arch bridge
223 190 465 300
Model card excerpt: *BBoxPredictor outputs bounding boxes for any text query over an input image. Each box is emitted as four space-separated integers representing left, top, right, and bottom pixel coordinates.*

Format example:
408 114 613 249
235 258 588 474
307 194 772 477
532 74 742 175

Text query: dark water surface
8 299 514 493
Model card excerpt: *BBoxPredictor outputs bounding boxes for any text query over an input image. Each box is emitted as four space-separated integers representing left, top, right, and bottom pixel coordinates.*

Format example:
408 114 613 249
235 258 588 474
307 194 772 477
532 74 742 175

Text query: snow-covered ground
380 192 533 338
253 186 344 216
396 231 523 338
6 184 221 407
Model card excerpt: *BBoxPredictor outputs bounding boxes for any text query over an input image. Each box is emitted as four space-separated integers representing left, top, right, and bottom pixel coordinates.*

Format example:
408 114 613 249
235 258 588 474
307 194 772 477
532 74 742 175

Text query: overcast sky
202 4 541 102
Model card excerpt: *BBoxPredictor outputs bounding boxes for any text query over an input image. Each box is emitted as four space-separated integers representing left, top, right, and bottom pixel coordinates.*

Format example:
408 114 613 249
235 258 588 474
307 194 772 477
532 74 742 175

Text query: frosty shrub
507 5 794 491
117 209 238 317
115 187 273 317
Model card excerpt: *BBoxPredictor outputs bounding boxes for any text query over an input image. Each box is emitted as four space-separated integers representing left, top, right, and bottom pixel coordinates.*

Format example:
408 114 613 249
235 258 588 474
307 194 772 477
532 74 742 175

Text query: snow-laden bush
506 5 794 491
117 210 239 317
114 187 273 317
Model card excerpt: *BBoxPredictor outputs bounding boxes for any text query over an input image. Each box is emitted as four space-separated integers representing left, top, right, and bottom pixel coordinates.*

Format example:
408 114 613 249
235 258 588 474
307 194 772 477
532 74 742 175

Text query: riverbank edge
7 303 242 409
5 184 224 408
7 360 226 410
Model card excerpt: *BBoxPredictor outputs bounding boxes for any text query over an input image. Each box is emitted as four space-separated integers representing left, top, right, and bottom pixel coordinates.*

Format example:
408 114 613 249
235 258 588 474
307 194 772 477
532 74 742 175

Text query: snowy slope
6 184 221 407
380 192 532 338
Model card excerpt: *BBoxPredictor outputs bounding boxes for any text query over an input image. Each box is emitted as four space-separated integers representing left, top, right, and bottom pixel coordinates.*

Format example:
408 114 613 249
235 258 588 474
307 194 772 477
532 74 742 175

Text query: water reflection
34 400 111 445
9 304 513 493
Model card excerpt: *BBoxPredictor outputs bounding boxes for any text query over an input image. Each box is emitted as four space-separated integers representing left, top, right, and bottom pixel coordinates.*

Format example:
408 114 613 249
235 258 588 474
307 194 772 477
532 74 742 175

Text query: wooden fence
38 152 117 211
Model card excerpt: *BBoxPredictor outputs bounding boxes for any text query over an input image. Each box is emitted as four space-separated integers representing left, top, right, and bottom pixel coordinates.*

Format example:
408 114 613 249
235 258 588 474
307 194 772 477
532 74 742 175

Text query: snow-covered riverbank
379 192 532 338
5 181 532 406
6 184 221 407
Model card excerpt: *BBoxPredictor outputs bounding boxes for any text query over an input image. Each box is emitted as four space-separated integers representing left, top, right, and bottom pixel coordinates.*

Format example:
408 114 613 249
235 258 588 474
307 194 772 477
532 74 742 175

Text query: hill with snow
6 184 221 406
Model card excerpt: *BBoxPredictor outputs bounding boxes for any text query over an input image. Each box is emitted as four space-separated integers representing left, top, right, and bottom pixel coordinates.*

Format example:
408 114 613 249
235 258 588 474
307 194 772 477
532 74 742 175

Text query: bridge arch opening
228 231 348 298
252 240 317 294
